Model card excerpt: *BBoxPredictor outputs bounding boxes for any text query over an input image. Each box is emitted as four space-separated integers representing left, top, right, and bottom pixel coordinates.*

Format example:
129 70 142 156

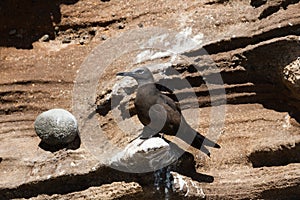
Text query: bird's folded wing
158 93 181 113
140 103 167 138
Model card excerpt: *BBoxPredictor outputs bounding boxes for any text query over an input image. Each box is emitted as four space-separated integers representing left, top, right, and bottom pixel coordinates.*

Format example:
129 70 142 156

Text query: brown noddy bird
117 67 220 157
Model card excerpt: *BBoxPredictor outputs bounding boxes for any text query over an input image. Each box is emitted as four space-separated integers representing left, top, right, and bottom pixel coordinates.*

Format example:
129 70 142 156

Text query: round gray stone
34 109 78 146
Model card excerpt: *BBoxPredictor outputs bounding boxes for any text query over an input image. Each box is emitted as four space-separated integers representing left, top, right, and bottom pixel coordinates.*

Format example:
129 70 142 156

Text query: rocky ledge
0 0 300 199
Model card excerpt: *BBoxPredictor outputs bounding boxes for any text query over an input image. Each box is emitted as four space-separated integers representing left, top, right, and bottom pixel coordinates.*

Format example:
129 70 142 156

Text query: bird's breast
134 87 157 126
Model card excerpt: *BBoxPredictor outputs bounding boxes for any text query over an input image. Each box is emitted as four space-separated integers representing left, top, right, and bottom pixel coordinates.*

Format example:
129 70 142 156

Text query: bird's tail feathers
173 125 220 156
194 133 220 148
200 145 211 157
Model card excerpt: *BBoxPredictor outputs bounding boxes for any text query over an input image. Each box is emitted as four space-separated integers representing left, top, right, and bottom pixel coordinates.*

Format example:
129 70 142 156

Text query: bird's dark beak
116 71 134 77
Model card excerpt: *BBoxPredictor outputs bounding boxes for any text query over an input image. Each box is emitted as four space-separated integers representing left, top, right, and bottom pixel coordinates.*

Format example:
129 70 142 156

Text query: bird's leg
128 134 141 143
140 126 156 139
164 165 172 199
128 127 155 143
154 168 164 191
154 166 173 199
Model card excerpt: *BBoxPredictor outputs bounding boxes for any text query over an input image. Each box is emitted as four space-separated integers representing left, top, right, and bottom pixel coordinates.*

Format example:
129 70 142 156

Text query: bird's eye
136 69 144 74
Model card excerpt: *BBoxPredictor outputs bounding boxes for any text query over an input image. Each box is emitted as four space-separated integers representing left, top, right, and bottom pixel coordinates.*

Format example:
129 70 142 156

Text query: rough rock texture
34 108 78 146
0 0 300 199
282 58 300 99
109 138 176 173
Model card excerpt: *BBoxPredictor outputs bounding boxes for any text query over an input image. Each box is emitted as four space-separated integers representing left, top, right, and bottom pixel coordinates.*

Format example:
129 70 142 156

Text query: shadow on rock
39 134 81 152
0 0 79 49
167 141 215 183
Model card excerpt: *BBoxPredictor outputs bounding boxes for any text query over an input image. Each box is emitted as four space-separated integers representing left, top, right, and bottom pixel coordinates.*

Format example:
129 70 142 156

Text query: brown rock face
1 0 300 199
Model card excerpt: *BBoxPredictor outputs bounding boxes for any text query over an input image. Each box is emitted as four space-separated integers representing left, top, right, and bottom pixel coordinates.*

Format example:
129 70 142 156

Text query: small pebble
62 37 71 44
16 34 23 39
215 21 221 26
82 35 89 40
54 26 59 32
138 23 143 28
117 23 125 29
241 17 248 23
101 34 108 40
9 29 17 35
79 39 85 45
40 34 50 42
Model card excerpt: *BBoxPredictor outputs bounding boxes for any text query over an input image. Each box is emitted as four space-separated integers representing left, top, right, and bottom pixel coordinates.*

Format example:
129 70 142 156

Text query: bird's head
117 67 155 86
